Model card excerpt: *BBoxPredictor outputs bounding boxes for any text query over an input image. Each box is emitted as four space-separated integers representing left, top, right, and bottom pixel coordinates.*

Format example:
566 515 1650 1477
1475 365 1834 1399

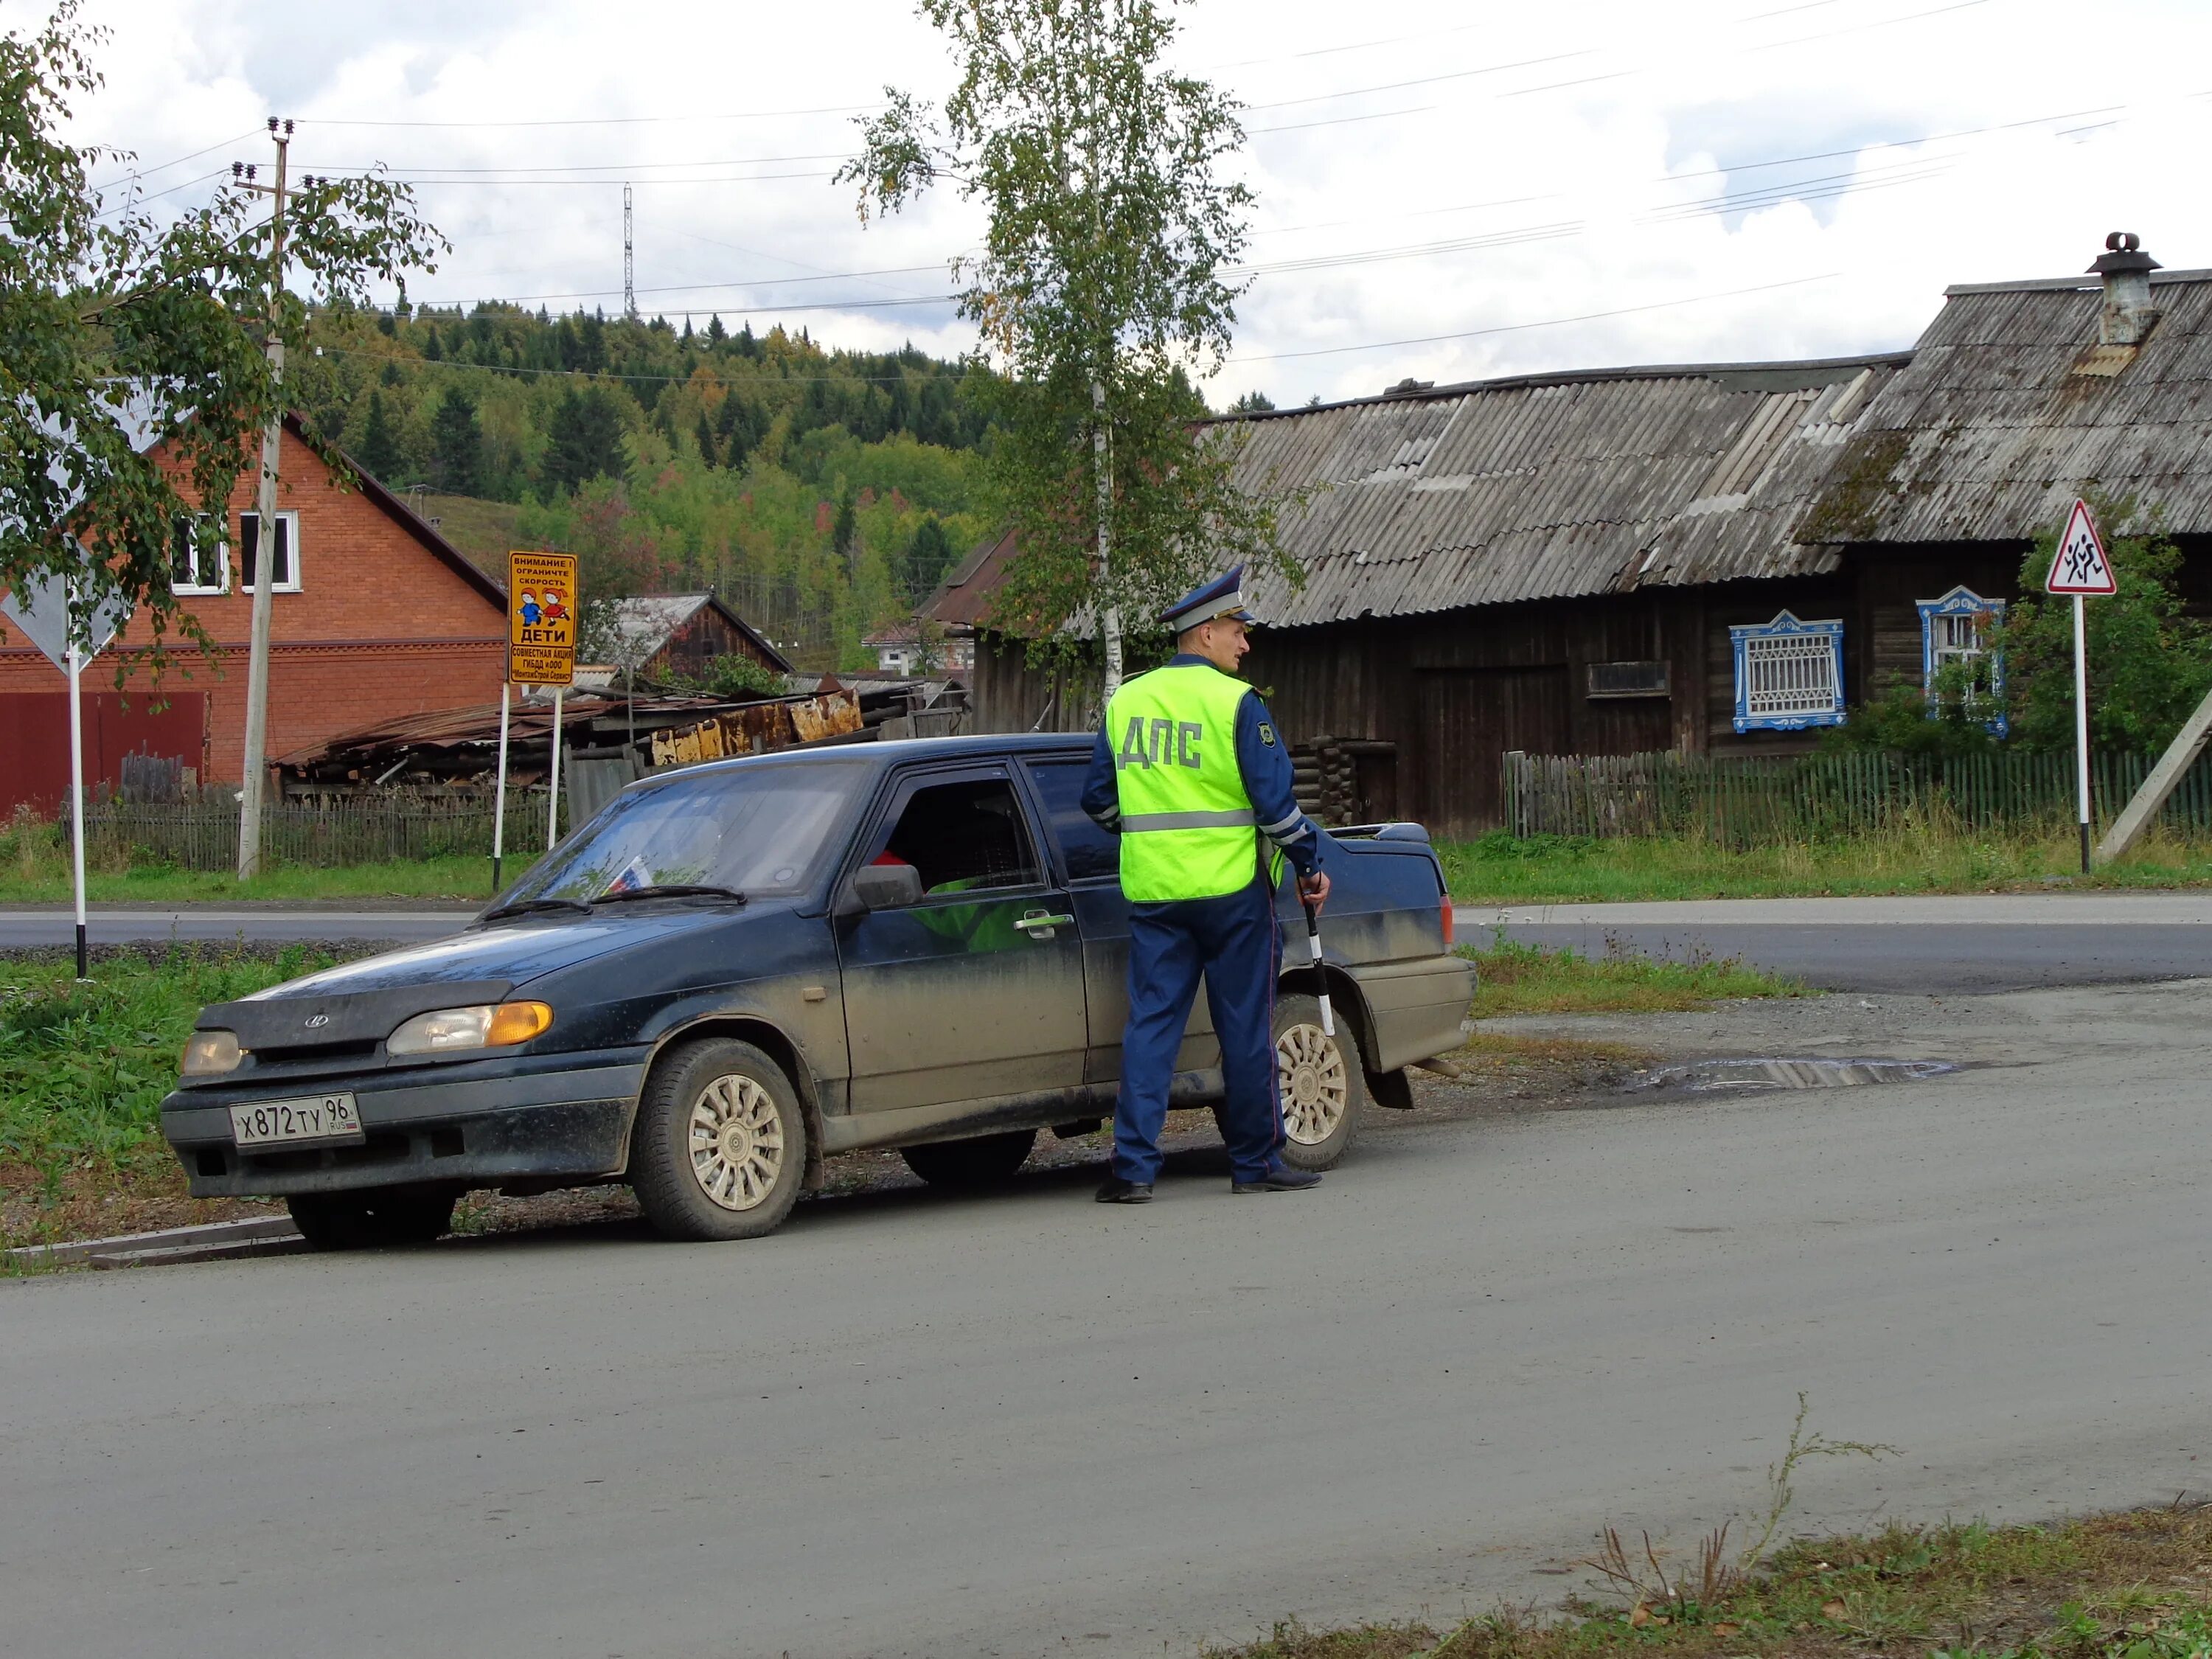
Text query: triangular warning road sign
2047 498 2118 595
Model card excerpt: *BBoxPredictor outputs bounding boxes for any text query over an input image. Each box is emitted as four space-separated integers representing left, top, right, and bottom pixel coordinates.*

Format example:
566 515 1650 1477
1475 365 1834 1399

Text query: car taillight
1441 902 1454 946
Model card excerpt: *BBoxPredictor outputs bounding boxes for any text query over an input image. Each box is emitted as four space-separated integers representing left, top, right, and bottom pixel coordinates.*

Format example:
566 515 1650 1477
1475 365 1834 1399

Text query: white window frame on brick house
237 510 302 594
1917 585 2007 735
1730 611 1846 731
170 513 228 595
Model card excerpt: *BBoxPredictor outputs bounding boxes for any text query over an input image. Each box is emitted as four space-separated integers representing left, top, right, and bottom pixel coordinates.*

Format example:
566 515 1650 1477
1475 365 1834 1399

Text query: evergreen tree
905 515 953 602
832 490 858 572
428 386 484 495
706 313 727 347
695 413 719 468
422 324 442 361
357 390 404 481
543 388 627 493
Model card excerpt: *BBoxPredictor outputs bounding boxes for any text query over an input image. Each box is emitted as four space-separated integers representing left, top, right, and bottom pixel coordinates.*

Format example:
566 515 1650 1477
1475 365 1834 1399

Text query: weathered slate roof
1801 268 2212 543
1226 355 1907 629
597 592 793 673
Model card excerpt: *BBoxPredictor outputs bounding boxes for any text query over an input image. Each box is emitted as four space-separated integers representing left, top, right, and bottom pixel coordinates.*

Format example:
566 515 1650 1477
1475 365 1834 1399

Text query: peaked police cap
1158 564 1255 634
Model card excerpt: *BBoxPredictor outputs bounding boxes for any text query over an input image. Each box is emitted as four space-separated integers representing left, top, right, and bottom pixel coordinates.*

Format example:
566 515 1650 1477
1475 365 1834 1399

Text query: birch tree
840 0 1290 696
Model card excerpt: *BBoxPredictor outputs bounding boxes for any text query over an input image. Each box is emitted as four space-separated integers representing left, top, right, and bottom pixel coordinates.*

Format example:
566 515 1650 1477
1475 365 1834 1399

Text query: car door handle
1015 910 1074 936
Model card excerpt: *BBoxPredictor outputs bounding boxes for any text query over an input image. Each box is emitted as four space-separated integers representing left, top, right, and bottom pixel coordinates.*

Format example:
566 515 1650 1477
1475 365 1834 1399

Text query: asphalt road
5 894 2210 994
4 978 2207 1659
0 905 474 949
1458 894 2212 992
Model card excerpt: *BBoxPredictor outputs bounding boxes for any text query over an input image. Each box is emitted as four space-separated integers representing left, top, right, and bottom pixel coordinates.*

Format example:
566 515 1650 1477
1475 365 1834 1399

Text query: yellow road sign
507 551 580 686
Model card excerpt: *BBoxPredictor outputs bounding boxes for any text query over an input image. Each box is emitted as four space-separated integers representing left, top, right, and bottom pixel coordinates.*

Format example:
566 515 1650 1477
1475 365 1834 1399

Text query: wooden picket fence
1500 748 2212 844
77 799 504 871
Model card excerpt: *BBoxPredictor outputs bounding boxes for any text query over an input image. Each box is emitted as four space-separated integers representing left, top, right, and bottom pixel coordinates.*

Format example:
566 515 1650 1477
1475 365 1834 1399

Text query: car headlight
386 1001 554 1056
181 1029 245 1077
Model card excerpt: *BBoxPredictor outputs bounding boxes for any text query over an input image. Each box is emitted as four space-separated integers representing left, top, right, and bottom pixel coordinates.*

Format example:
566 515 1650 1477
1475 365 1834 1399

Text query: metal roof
1226 354 1907 628
1802 269 2212 543
596 591 794 673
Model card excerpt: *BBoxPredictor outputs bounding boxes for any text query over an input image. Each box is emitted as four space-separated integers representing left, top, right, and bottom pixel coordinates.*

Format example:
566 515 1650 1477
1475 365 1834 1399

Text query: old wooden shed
928 239 2212 835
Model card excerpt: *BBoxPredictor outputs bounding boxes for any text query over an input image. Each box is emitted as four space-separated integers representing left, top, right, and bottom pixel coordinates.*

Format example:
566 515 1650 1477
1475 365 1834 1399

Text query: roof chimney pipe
2088 231 2160 346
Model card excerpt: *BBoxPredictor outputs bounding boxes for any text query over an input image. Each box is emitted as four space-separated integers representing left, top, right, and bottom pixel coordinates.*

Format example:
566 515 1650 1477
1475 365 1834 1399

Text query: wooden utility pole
235 118 292 879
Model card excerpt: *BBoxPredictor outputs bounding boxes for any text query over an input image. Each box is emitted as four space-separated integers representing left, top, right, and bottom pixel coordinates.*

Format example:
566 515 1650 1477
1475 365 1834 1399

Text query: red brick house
0 415 509 797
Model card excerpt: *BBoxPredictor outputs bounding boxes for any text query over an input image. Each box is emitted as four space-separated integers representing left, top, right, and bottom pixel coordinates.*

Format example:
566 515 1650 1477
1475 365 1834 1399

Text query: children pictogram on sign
2046 498 2118 595
506 552 580 688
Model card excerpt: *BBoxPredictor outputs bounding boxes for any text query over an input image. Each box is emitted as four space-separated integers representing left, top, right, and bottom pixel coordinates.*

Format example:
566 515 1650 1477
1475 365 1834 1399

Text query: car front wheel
630 1038 807 1242
1273 992 1367 1171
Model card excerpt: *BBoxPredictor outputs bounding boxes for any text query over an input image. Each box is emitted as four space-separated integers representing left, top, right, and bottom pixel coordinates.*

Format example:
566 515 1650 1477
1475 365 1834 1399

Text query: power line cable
1226 272 1845 362
309 150 855 175
298 102 880 131
88 131 261 193
1245 49 1595 112
91 164 235 218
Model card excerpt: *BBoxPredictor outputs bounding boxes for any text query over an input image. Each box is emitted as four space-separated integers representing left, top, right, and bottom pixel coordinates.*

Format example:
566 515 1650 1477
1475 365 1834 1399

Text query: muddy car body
161 734 1473 1245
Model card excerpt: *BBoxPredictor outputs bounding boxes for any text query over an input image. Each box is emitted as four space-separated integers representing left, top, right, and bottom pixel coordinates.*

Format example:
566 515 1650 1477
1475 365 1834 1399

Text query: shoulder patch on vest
1258 722 1277 747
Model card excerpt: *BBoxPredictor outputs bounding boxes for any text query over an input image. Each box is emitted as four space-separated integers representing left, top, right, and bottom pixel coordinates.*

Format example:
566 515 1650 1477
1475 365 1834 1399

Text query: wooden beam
2096 684 2212 863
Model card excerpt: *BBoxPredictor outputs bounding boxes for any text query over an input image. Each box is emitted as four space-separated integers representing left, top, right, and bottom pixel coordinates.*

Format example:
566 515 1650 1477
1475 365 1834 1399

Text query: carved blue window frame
1729 611 1846 732
1917 585 2007 736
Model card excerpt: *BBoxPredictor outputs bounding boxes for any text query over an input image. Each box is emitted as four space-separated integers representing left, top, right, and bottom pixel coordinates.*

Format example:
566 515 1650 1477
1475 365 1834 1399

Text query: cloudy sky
59 0 2212 407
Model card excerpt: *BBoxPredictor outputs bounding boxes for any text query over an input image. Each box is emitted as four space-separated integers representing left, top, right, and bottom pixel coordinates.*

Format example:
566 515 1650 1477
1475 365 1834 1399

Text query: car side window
871 775 1043 900
1025 758 1119 884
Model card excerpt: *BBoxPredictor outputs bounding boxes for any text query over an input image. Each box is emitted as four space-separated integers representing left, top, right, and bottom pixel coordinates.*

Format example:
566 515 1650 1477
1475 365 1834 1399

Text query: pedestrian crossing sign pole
2045 498 2118 873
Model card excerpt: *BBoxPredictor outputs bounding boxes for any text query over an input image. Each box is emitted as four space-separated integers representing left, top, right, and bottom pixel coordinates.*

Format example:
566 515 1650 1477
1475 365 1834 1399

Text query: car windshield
494 759 863 909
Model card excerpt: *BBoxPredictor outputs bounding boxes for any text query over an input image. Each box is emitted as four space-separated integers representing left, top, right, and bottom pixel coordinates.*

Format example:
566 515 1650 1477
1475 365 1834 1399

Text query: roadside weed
1204 1508 2212 1659
1438 826 2212 904
0 944 335 1248
1461 932 1799 1018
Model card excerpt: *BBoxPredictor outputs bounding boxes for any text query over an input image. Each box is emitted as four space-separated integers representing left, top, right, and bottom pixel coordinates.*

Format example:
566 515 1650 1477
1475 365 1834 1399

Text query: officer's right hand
1298 869 1331 916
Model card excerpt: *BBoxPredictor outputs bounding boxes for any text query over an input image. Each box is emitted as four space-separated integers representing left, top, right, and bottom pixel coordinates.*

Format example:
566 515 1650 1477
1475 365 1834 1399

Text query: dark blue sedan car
161 735 1473 1246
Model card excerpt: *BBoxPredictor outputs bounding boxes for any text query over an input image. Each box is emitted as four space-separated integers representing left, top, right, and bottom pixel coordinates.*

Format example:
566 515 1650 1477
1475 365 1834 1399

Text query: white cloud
60 0 2212 404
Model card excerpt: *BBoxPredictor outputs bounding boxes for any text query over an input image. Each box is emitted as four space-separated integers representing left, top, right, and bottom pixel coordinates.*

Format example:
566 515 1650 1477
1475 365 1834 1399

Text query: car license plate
229 1093 364 1148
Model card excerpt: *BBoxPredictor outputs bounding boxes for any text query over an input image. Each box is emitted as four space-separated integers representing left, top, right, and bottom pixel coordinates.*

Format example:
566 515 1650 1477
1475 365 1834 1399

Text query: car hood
248 902 779 1002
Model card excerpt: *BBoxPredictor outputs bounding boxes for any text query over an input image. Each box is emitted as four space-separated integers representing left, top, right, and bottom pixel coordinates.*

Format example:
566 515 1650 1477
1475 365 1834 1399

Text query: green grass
0 956 336 1256
0 810 504 903
0 946 333 1197
1440 827 2212 904
1462 934 1801 1018
0 853 495 906
1206 1508 2212 1659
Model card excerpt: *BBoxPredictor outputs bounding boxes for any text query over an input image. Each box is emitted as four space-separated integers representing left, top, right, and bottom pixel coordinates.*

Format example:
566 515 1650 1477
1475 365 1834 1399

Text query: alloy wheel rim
686 1074 785 1211
1276 1022 1349 1145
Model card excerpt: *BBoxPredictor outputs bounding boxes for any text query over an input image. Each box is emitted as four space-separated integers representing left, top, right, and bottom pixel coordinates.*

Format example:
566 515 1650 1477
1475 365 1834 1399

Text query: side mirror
845 861 924 914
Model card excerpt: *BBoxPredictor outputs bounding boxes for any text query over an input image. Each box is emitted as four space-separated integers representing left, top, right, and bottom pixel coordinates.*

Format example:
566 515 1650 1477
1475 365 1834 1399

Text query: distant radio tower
622 183 636 319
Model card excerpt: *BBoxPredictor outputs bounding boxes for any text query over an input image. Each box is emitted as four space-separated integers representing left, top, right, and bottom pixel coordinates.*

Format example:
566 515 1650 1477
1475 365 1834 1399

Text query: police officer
1080 566 1331 1203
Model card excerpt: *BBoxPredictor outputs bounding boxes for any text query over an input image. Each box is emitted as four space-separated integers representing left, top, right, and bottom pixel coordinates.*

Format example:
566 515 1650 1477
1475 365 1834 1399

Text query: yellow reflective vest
1105 663 1278 902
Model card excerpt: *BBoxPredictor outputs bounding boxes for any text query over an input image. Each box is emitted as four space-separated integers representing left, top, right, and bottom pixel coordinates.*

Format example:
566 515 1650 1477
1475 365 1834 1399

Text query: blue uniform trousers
1112 878 1284 1186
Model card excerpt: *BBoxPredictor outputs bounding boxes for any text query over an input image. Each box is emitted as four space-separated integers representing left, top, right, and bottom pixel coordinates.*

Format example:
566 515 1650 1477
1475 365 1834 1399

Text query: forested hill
285 303 996 671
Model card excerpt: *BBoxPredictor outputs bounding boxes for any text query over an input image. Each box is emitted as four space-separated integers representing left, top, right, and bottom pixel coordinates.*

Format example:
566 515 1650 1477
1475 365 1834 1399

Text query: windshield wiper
481 897 594 922
591 883 748 905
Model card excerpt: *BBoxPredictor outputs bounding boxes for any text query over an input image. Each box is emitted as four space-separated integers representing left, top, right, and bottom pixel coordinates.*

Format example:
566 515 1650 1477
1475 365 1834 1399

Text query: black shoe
1095 1177 1154 1203
1231 1165 1324 1194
